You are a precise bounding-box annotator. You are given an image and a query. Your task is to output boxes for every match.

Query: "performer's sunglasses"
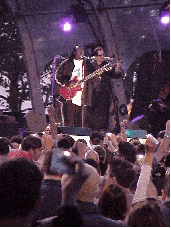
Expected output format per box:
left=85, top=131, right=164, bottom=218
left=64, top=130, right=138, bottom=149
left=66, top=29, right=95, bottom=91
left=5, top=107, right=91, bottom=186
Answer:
left=98, top=54, right=105, bottom=57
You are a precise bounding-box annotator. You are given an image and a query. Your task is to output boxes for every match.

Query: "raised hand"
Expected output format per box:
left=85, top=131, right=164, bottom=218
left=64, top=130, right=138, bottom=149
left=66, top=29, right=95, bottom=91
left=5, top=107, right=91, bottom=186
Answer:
left=145, top=134, right=159, bottom=154
left=165, top=120, right=170, bottom=136
left=47, top=104, right=55, bottom=116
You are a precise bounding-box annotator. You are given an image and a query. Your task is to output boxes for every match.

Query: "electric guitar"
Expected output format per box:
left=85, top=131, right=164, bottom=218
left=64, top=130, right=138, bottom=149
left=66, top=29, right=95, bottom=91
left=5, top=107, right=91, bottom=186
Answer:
left=59, top=63, right=113, bottom=100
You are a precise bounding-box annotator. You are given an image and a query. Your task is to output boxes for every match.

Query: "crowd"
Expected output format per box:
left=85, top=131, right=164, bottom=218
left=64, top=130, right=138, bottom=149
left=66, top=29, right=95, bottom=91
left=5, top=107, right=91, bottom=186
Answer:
left=0, top=104, right=170, bottom=227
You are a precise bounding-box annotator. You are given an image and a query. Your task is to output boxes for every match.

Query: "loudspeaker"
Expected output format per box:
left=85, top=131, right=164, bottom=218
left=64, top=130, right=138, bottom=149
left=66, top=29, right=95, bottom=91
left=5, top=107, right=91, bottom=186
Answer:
left=24, top=110, right=47, bottom=132
left=126, top=115, right=149, bottom=132
left=57, top=126, right=92, bottom=136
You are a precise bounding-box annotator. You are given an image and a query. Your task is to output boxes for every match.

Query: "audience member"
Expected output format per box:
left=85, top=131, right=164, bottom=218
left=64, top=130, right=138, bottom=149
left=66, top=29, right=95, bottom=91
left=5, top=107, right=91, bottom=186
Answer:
left=57, top=134, right=75, bottom=150
left=125, top=133, right=165, bottom=227
left=118, top=141, right=137, bottom=164
left=72, top=140, right=89, bottom=159
left=107, top=158, right=139, bottom=211
left=152, top=120, right=170, bottom=196
left=93, top=145, right=107, bottom=175
left=62, top=162, right=122, bottom=226
left=31, top=149, right=62, bottom=225
left=90, top=131, right=104, bottom=148
left=160, top=167, right=170, bottom=227
left=10, top=135, right=23, bottom=150
left=0, top=153, right=90, bottom=227
left=85, top=149, right=101, bottom=174
left=0, top=137, right=10, bottom=163
left=0, top=101, right=169, bottom=227
left=157, top=130, right=166, bottom=143
left=124, top=198, right=164, bottom=227
left=129, top=137, right=141, bottom=146
left=98, top=184, right=127, bottom=221
left=0, top=158, right=43, bottom=226
left=8, top=134, right=43, bottom=170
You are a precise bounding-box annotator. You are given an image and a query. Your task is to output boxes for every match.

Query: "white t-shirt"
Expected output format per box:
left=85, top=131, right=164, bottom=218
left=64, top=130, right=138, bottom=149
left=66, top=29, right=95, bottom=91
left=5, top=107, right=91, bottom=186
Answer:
left=71, top=59, right=84, bottom=106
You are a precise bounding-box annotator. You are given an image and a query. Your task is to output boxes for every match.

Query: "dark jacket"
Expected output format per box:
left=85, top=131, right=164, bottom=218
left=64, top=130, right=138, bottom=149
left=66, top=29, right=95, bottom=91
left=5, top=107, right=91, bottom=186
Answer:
left=31, top=179, right=62, bottom=225
left=76, top=200, right=123, bottom=227
left=34, top=205, right=84, bottom=227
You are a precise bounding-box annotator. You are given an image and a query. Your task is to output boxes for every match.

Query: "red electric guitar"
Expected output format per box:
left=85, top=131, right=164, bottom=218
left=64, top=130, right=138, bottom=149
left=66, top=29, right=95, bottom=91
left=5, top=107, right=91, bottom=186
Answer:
left=59, top=63, right=113, bottom=100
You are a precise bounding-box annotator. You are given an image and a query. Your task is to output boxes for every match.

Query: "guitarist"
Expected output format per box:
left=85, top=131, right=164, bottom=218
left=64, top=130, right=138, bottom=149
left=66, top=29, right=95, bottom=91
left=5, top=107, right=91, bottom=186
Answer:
left=55, top=45, right=95, bottom=127
left=91, top=47, right=124, bottom=133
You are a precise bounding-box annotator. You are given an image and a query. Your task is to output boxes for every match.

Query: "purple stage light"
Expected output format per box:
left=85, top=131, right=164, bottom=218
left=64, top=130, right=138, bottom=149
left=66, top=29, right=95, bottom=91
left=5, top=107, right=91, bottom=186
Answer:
left=159, top=1, right=170, bottom=25
left=160, top=15, right=170, bottom=24
left=63, top=22, right=72, bottom=32
left=60, top=16, right=74, bottom=32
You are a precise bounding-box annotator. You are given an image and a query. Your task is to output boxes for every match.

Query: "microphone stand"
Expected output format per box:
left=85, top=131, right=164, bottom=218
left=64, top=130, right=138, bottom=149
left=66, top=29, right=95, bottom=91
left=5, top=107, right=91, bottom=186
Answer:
left=51, top=56, right=56, bottom=106
left=51, top=56, right=65, bottom=126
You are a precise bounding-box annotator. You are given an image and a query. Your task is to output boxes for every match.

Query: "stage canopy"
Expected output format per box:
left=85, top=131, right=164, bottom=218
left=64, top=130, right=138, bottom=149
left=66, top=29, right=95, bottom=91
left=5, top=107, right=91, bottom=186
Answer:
left=6, top=0, right=169, bottom=74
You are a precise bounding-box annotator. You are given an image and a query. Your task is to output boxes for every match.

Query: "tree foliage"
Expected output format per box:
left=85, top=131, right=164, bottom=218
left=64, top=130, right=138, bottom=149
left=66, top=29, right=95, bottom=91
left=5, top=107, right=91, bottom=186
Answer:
left=0, top=4, right=54, bottom=113
left=0, top=8, right=30, bottom=113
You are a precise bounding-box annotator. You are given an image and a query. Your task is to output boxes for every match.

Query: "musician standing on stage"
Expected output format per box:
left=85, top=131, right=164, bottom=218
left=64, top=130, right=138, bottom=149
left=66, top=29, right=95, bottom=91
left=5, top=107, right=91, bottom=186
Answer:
left=91, top=46, right=124, bottom=132
left=55, top=45, right=95, bottom=127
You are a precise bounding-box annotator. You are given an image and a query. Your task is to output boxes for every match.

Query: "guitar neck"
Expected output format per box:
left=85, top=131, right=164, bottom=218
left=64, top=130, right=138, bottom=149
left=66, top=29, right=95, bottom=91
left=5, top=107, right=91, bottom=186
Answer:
left=77, top=63, right=112, bottom=85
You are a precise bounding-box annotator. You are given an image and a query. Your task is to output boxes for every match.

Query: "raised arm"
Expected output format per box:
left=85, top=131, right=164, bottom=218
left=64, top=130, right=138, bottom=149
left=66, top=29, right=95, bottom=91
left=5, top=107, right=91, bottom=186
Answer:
left=154, top=120, right=170, bottom=163
left=119, top=119, right=128, bottom=141
left=132, top=134, right=158, bottom=205
left=47, top=104, right=58, bottom=139
left=61, top=155, right=89, bottom=206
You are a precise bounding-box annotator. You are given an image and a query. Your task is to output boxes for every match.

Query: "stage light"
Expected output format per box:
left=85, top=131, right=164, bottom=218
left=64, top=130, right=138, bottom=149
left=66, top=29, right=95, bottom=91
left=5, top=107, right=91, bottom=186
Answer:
left=63, top=22, right=72, bottom=32
left=159, top=1, right=170, bottom=25
left=161, top=15, right=170, bottom=24
left=60, top=16, right=74, bottom=32
left=60, top=3, right=88, bottom=33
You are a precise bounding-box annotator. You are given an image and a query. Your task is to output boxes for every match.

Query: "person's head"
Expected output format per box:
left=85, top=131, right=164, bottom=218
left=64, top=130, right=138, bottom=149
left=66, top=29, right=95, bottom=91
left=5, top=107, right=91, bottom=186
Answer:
left=85, top=149, right=100, bottom=164
left=98, top=184, right=127, bottom=220
left=124, top=198, right=164, bottom=227
left=129, top=137, right=141, bottom=146
left=85, top=150, right=100, bottom=174
left=109, top=158, right=138, bottom=189
left=10, top=135, right=23, bottom=149
left=70, top=45, right=84, bottom=60
left=76, top=138, right=87, bottom=145
left=0, top=137, right=10, bottom=155
left=93, top=146, right=106, bottom=163
left=72, top=140, right=89, bottom=159
left=94, top=47, right=105, bottom=64
left=118, top=141, right=137, bottom=164
left=135, top=143, right=145, bottom=156
left=21, top=135, right=42, bottom=161
left=0, top=158, right=42, bottom=225
left=57, top=134, right=75, bottom=150
left=157, top=130, right=166, bottom=143
left=90, top=131, right=103, bottom=145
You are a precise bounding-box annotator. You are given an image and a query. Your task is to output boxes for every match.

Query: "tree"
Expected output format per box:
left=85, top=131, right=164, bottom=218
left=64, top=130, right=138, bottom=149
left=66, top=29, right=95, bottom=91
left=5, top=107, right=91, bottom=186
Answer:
left=0, top=8, right=30, bottom=113
left=0, top=5, right=57, bottom=114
